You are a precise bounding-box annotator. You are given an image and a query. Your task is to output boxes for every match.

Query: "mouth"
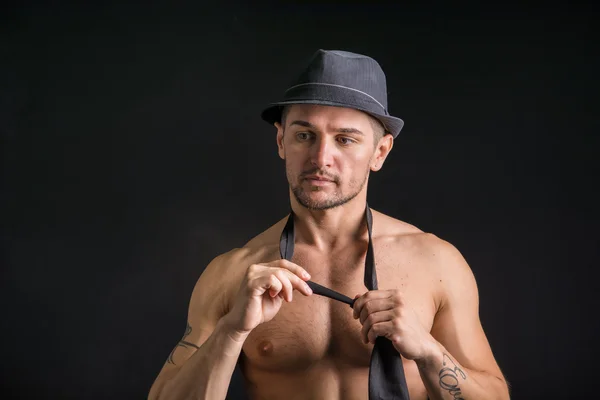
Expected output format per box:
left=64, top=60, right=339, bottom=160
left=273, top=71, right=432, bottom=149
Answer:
left=304, top=175, right=333, bottom=182
left=303, top=175, right=334, bottom=188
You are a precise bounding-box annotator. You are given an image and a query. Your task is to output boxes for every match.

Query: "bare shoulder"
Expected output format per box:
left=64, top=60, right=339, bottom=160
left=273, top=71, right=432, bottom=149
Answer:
left=372, top=208, right=471, bottom=275
left=371, top=208, right=432, bottom=250
left=371, top=208, right=424, bottom=238
left=190, top=215, right=290, bottom=315
left=201, top=213, right=289, bottom=282
left=237, top=213, right=292, bottom=265
left=242, top=214, right=289, bottom=250
left=372, top=209, right=476, bottom=309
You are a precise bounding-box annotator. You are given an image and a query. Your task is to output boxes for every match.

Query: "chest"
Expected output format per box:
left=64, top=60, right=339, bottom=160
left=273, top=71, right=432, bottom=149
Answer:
left=241, top=243, right=437, bottom=372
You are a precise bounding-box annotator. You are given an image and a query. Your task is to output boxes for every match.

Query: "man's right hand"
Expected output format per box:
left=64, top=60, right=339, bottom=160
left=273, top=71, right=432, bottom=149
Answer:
left=222, top=259, right=313, bottom=338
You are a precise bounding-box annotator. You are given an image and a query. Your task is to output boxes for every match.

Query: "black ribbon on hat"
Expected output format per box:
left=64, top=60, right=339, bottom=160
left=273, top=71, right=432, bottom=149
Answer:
left=279, top=204, right=410, bottom=400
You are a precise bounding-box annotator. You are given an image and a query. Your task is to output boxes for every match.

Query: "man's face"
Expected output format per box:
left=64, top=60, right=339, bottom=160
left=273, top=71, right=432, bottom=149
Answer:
left=276, top=104, right=390, bottom=211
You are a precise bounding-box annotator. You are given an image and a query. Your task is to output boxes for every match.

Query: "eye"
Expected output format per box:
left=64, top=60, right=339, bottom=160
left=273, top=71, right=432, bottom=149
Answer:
left=337, top=137, right=356, bottom=145
left=296, top=132, right=312, bottom=141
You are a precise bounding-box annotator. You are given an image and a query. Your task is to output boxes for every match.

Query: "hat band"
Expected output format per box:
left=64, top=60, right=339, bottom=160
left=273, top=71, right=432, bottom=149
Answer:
left=285, top=82, right=387, bottom=113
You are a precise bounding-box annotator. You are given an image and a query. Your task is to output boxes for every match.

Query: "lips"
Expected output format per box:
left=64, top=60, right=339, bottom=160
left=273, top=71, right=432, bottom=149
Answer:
left=304, top=175, right=332, bottom=182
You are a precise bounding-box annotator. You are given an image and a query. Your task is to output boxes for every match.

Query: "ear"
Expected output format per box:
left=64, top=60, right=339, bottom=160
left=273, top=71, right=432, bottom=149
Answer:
left=370, top=133, right=394, bottom=172
left=275, top=122, right=285, bottom=160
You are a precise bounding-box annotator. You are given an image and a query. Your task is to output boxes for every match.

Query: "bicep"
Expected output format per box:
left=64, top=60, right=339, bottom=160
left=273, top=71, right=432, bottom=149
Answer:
left=430, top=242, right=503, bottom=378
left=151, top=254, right=231, bottom=384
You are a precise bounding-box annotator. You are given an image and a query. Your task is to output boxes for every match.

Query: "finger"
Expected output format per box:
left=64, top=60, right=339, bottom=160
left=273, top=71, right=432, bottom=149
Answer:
left=250, top=274, right=283, bottom=297
left=352, top=290, right=393, bottom=319
left=359, top=298, right=395, bottom=324
left=366, top=320, right=395, bottom=344
left=279, top=268, right=313, bottom=296
left=352, top=292, right=368, bottom=319
left=360, top=310, right=394, bottom=344
left=270, top=259, right=311, bottom=281
left=272, top=270, right=294, bottom=302
left=267, top=274, right=284, bottom=298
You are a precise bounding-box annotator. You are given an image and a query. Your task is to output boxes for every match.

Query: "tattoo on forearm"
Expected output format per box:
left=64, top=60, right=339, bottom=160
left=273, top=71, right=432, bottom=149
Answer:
left=438, top=353, right=467, bottom=400
left=167, top=322, right=199, bottom=365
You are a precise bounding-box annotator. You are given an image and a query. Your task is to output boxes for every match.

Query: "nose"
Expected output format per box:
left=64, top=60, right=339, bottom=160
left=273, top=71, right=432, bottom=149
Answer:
left=310, top=136, right=334, bottom=169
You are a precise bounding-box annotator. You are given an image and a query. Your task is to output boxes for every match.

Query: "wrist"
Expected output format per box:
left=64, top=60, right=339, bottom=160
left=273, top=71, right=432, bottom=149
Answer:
left=219, top=314, right=251, bottom=344
left=415, top=335, right=443, bottom=370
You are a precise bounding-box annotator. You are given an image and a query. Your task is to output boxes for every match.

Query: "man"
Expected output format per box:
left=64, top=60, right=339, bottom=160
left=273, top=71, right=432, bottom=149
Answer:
left=148, top=50, right=509, bottom=400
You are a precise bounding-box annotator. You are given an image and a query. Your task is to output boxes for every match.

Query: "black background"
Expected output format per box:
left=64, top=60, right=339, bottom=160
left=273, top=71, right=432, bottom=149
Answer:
left=2, top=1, right=599, bottom=399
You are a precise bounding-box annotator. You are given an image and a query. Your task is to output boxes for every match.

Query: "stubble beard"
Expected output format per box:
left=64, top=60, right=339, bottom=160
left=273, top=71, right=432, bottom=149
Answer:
left=287, top=165, right=370, bottom=211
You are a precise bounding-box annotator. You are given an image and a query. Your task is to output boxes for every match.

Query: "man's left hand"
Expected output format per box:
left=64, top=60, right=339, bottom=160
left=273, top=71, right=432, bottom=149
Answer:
left=353, top=289, right=436, bottom=361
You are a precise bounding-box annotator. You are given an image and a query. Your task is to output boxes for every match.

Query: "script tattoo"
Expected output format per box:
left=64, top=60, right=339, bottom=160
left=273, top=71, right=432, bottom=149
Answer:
left=438, top=353, right=467, bottom=400
left=167, top=322, right=200, bottom=365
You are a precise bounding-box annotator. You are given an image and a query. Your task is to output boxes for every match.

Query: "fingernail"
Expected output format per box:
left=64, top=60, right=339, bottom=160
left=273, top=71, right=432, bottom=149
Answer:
left=303, top=271, right=311, bottom=279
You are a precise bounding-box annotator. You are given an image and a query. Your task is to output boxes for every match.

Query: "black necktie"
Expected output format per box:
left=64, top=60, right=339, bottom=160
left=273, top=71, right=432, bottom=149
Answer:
left=278, top=204, right=410, bottom=400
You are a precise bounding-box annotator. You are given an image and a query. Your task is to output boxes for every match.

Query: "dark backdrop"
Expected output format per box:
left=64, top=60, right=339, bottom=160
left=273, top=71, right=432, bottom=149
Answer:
left=2, top=2, right=598, bottom=399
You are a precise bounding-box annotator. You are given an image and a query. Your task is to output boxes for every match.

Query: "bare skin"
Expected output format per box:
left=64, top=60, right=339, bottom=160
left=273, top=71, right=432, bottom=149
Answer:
left=149, top=105, right=510, bottom=400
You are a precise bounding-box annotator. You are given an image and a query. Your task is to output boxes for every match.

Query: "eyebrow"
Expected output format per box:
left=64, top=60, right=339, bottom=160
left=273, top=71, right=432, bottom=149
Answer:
left=289, top=120, right=365, bottom=136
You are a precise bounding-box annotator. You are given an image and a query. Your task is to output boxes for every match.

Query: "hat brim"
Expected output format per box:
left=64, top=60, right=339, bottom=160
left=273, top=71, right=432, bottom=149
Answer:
left=261, top=100, right=404, bottom=139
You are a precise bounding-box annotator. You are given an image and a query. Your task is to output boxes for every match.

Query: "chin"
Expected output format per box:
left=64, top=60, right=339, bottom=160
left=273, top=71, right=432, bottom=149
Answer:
left=298, top=195, right=351, bottom=211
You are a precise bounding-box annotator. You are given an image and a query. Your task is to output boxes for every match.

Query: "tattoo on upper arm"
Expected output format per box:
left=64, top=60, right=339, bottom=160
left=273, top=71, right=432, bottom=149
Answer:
left=438, top=353, right=467, bottom=400
left=167, top=322, right=200, bottom=365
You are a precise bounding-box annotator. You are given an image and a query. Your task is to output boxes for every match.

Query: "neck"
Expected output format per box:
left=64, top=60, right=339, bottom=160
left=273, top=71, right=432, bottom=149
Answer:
left=289, top=192, right=369, bottom=251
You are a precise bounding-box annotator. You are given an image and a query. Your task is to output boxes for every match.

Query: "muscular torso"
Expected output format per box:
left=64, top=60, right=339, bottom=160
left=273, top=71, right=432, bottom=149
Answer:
left=222, top=210, right=443, bottom=399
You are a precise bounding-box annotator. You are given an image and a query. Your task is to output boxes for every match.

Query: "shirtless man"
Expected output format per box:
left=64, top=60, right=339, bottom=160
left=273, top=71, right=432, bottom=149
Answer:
left=148, top=50, right=510, bottom=399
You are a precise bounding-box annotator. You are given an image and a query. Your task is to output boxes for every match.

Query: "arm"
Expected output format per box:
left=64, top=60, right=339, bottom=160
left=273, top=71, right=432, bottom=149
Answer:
left=416, top=239, right=510, bottom=400
left=148, top=253, right=244, bottom=400
left=150, top=318, right=248, bottom=400
left=148, top=253, right=313, bottom=400
left=353, top=235, right=509, bottom=400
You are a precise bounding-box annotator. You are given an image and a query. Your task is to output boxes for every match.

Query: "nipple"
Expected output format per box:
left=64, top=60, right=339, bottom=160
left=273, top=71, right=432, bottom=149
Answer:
left=258, top=340, right=274, bottom=356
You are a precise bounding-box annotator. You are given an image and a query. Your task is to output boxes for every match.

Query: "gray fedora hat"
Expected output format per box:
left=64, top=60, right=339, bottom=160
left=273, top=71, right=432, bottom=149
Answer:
left=261, top=49, right=404, bottom=138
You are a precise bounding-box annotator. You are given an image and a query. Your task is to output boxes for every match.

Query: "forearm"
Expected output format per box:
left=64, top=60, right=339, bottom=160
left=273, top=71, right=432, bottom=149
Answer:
left=153, top=317, right=248, bottom=400
left=416, top=341, right=509, bottom=400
